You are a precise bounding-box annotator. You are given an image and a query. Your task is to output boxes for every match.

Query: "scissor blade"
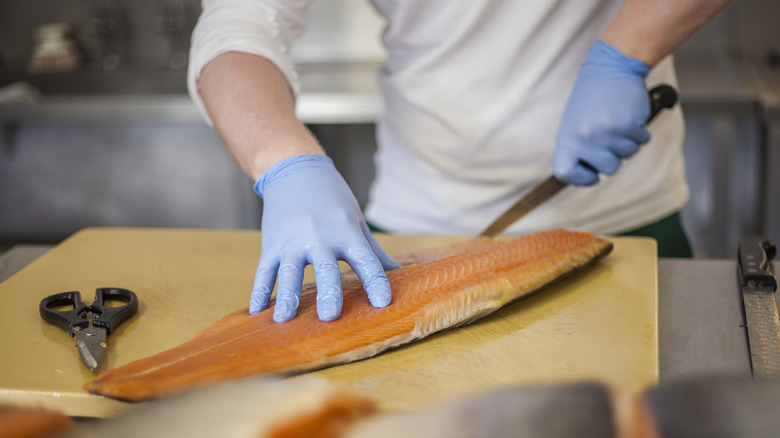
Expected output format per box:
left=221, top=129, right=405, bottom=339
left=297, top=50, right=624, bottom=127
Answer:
left=74, top=326, right=107, bottom=371
left=480, top=176, right=568, bottom=237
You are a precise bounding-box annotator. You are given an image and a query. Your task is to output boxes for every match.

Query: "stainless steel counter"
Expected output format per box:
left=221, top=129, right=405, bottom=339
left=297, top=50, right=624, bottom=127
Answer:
left=0, top=63, right=384, bottom=125
left=2, top=57, right=779, bottom=125
left=0, top=91, right=381, bottom=126
left=675, top=57, right=780, bottom=113
left=1, top=57, right=779, bottom=254
left=658, top=258, right=754, bottom=380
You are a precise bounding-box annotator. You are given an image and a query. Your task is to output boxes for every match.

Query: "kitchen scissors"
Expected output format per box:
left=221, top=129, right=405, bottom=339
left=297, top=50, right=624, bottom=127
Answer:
left=39, top=287, right=139, bottom=371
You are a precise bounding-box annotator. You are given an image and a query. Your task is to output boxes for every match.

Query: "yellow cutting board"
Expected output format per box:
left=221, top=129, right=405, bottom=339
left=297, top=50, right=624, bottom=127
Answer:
left=0, top=227, right=657, bottom=417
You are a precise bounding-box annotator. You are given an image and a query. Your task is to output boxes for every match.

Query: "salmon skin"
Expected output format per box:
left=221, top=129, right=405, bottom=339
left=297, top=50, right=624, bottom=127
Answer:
left=85, top=229, right=613, bottom=401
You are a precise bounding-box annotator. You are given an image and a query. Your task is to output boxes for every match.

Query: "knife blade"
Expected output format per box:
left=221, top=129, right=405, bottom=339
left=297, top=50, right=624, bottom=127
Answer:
left=479, top=84, right=679, bottom=237
left=737, top=236, right=780, bottom=377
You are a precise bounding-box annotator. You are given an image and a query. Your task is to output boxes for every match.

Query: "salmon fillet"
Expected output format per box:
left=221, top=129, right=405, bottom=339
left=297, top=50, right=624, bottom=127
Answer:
left=0, top=405, right=73, bottom=438
left=66, top=377, right=375, bottom=438
left=85, top=229, right=612, bottom=401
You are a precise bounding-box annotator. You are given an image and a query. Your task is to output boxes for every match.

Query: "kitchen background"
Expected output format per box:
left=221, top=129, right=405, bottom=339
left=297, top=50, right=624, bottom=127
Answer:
left=0, top=0, right=779, bottom=258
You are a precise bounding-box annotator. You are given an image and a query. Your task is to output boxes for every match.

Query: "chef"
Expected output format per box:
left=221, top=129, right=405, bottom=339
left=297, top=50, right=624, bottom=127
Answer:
left=187, top=0, right=732, bottom=322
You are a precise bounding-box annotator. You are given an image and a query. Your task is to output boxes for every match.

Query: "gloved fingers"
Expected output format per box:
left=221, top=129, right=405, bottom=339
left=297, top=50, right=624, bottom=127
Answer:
left=342, top=241, right=393, bottom=309
left=579, top=147, right=621, bottom=176
left=553, top=143, right=622, bottom=185
left=361, top=222, right=402, bottom=271
left=615, top=123, right=651, bottom=147
left=555, top=126, right=647, bottom=185
left=273, top=253, right=305, bottom=323
left=552, top=148, right=583, bottom=185
left=604, top=136, right=641, bottom=159
left=552, top=145, right=610, bottom=186
left=249, top=258, right=279, bottom=315
left=563, top=162, right=600, bottom=186
left=310, top=248, right=344, bottom=322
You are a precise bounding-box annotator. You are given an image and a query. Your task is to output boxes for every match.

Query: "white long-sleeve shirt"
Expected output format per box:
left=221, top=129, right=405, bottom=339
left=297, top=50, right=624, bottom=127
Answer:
left=189, top=0, right=688, bottom=235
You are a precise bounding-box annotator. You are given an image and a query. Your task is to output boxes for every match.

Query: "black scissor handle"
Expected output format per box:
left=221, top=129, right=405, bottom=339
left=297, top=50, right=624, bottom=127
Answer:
left=39, top=291, right=90, bottom=336
left=90, top=287, right=139, bottom=335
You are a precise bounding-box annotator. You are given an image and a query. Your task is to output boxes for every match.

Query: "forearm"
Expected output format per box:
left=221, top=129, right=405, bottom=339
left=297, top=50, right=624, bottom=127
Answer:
left=198, top=52, right=323, bottom=180
left=601, top=0, right=733, bottom=67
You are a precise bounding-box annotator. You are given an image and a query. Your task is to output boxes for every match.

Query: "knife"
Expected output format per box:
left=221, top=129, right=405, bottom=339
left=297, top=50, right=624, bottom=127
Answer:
left=479, top=84, right=679, bottom=237
left=737, top=236, right=780, bottom=377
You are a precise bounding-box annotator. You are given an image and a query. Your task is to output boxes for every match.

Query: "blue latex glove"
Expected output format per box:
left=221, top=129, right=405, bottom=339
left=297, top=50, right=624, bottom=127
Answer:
left=553, top=39, right=652, bottom=186
left=251, top=154, right=401, bottom=322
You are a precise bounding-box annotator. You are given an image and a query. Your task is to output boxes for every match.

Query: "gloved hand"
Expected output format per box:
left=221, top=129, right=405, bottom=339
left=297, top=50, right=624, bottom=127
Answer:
left=553, top=39, right=652, bottom=186
left=251, top=154, right=401, bottom=322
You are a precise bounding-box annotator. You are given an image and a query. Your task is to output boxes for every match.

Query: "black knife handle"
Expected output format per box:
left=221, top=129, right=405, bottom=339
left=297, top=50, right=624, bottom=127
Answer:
left=648, top=84, right=678, bottom=123
left=738, top=236, right=777, bottom=290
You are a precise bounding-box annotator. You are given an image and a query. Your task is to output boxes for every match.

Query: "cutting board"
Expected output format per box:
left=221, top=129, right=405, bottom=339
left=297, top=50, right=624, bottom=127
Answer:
left=0, top=228, right=657, bottom=417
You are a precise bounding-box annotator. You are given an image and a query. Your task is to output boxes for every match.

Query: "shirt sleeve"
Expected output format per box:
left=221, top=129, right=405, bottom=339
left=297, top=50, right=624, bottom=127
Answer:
left=187, top=0, right=313, bottom=126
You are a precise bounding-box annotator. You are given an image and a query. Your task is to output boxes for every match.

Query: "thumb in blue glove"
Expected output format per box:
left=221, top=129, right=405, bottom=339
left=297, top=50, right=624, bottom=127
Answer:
left=553, top=39, right=652, bottom=186
left=250, top=154, right=401, bottom=323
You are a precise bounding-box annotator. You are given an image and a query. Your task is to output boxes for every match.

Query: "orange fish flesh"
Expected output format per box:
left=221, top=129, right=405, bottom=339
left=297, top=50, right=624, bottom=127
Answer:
left=85, top=229, right=612, bottom=401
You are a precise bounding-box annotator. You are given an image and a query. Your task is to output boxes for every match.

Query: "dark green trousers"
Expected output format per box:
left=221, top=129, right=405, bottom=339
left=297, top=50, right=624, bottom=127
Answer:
left=368, top=211, right=693, bottom=258
left=618, top=212, right=692, bottom=258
